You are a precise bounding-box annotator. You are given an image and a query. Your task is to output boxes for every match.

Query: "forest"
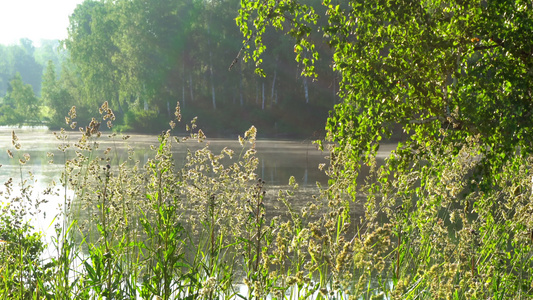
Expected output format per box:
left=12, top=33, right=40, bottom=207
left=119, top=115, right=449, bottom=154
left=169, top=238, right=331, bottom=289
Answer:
left=0, top=0, right=336, bottom=137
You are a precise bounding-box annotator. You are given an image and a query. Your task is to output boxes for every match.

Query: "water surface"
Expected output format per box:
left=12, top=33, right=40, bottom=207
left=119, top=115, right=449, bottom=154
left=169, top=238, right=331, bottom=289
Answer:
left=0, top=127, right=330, bottom=241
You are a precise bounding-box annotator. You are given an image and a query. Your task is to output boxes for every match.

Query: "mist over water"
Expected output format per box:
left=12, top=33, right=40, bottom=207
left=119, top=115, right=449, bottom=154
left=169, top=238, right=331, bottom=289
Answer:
left=0, top=128, right=330, bottom=241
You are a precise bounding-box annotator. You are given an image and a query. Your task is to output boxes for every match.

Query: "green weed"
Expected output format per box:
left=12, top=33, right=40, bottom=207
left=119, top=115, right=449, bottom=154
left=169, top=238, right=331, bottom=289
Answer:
left=1, top=103, right=533, bottom=299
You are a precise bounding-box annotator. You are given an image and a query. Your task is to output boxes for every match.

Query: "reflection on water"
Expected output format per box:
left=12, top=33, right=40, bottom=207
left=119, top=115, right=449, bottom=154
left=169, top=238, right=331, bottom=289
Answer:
left=0, top=127, right=330, bottom=241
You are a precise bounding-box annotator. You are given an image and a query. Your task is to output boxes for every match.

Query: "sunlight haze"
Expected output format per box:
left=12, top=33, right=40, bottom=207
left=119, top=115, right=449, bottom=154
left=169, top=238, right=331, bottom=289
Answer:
left=0, top=0, right=85, bottom=45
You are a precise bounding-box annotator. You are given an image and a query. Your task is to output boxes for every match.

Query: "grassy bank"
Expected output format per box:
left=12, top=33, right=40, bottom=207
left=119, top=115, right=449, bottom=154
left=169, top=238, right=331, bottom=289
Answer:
left=1, top=104, right=533, bottom=299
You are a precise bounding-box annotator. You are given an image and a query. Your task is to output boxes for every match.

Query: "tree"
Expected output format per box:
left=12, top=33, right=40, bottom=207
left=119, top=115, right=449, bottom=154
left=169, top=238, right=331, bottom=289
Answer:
left=41, top=60, right=67, bottom=127
left=0, top=42, right=43, bottom=97
left=43, top=59, right=91, bottom=129
left=65, top=0, right=122, bottom=113
left=34, top=40, right=67, bottom=74
left=0, top=73, right=40, bottom=124
left=41, top=61, right=58, bottom=108
left=238, top=0, right=533, bottom=186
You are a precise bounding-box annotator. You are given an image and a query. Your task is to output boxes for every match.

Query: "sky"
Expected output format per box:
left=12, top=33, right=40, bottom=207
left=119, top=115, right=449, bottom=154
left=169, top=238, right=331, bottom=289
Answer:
left=0, top=0, right=85, bottom=46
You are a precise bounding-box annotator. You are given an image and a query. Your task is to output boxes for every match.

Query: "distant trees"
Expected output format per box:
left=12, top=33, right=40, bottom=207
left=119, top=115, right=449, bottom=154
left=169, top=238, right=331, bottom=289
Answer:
left=0, top=40, right=43, bottom=97
left=0, top=0, right=336, bottom=136
left=60, top=0, right=336, bottom=135
left=0, top=39, right=67, bottom=127
left=0, top=73, right=39, bottom=124
left=34, top=40, right=67, bottom=76
left=41, top=61, right=69, bottom=128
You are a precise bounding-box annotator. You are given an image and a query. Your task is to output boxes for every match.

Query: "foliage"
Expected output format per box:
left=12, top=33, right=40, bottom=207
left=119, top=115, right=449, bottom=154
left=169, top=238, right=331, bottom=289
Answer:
left=239, top=0, right=533, bottom=173
left=41, top=61, right=63, bottom=127
left=115, top=109, right=170, bottom=133
left=0, top=205, right=48, bottom=299
left=33, top=40, right=67, bottom=75
left=59, top=0, right=335, bottom=136
left=0, top=73, right=40, bottom=125
left=2, top=0, right=533, bottom=297
left=236, top=0, right=533, bottom=298
left=0, top=40, right=43, bottom=97
left=0, top=39, right=66, bottom=126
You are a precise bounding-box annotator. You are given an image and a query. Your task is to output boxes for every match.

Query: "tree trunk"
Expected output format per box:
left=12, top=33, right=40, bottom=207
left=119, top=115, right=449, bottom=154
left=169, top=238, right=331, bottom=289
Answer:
left=182, top=84, right=186, bottom=107
left=189, top=74, right=194, bottom=102
left=211, top=83, right=216, bottom=110
left=271, top=69, right=277, bottom=100
left=262, top=81, right=265, bottom=110
left=239, top=64, right=244, bottom=106
left=182, top=67, right=186, bottom=107
left=256, top=81, right=259, bottom=105
left=302, top=52, right=310, bottom=104
left=303, top=76, right=309, bottom=104
left=333, top=75, right=336, bottom=106
left=116, top=94, right=124, bottom=115
left=208, top=23, right=216, bottom=110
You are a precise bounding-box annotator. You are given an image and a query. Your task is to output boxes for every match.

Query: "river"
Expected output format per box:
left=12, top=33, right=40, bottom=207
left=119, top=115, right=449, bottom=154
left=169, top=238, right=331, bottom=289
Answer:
left=0, top=126, right=399, bottom=247
left=0, top=127, right=332, bottom=240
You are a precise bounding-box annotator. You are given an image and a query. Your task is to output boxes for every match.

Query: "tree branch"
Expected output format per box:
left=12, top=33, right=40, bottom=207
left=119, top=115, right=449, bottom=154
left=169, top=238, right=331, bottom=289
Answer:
left=408, top=116, right=441, bottom=124
left=229, top=32, right=255, bottom=71
left=408, top=114, right=479, bottom=134
left=473, top=44, right=501, bottom=51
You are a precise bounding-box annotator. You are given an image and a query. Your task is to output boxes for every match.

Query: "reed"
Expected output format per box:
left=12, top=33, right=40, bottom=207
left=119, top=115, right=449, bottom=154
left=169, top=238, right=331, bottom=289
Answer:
left=1, top=103, right=533, bottom=299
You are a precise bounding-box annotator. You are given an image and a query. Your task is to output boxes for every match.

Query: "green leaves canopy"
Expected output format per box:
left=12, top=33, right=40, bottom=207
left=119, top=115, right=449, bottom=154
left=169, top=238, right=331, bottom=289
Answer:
left=238, top=0, right=533, bottom=179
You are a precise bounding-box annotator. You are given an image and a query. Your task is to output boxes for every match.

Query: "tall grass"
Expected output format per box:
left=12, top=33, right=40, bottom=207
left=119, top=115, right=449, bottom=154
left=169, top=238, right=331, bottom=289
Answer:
left=1, top=103, right=533, bottom=299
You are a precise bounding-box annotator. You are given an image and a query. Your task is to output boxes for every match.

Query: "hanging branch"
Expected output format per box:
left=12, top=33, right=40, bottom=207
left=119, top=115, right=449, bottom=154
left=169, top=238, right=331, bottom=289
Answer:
left=229, top=33, right=255, bottom=71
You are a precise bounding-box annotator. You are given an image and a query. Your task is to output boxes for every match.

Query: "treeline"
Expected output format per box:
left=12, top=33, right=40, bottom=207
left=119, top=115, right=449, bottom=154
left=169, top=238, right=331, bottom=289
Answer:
left=0, top=0, right=337, bottom=137
left=0, top=39, right=65, bottom=125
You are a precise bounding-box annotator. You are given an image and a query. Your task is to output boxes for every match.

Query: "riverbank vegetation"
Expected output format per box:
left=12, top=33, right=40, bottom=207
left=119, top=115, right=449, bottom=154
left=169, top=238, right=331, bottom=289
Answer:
left=1, top=105, right=360, bottom=299
left=1, top=0, right=533, bottom=299
left=2, top=105, right=533, bottom=299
